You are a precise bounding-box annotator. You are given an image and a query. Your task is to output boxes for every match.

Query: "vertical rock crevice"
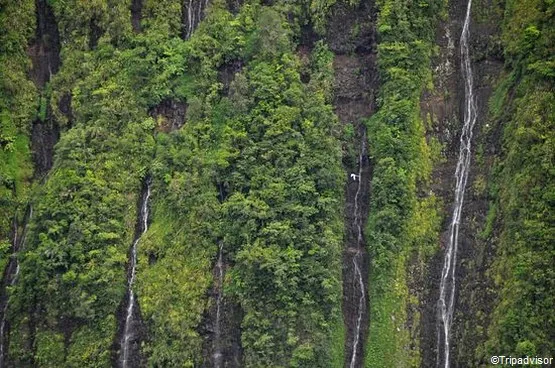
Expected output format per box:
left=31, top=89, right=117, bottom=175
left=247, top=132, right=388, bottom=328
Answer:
left=201, top=244, right=243, bottom=368
left=28, top=0, right=61, bottom=179
left=325, top=1, right=377, bottom=366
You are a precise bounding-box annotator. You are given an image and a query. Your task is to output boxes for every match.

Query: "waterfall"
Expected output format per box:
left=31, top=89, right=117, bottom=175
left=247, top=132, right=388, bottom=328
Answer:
left=349, top=132, right=367, bottom=368
left=437, top=0, right=477, bottom=366
left=350, top=253, right=365, bottom=368
left=0, top=206, right=32, bottom=368
left=213, top=242, right=224, bottom=368
left=183, top=0, right=210, bottom=40
left=121, top=180, right=151, bottom=368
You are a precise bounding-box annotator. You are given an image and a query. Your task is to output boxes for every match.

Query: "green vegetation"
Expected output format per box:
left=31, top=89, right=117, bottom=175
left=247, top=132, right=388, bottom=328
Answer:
left=480, top=0, right=554, bottom=359
left=364, top=0, right=443, bottom=366
left=5, top=1, right=344, bottom=366
left=1, top=0, right=552, bottom=367
left=0, top=0, right=37, bottom=271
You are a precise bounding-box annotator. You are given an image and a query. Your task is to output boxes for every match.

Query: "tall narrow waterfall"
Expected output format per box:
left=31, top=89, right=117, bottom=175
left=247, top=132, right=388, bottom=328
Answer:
left=437, top=1, right=477, bottom=366
left=121, top=180, right=151, bottom=367
left=349, top=132, right=368, bottom=368
left=182, top=0, right=210, bottom=40
left=0, top=206, right=32, bottom=368
left=213, top=243, right=225, bottom=368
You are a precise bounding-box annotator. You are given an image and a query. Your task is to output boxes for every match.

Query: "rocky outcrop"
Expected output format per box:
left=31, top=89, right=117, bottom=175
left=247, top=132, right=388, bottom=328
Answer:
left=150, top=99, right=188, bottom=132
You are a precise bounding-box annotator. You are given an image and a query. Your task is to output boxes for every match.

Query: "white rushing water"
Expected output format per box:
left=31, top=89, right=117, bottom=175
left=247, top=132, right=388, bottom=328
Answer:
left=213, top=242, right=224, bottom=368
left=184, top=0, right=210, bottom=40
left=349, top=133, right=367, bottom=368
left=0, top=206, right=32, bottom=368
left=437, top=1, right=477, bottom=366
left=121, top=182, right=151, bottom=368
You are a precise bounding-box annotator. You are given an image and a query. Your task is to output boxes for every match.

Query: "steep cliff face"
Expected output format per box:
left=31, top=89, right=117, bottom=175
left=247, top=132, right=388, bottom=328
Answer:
left=419, top=0, right=504, bottom=366
left=0, top=0, right=552, bottom=367
left=419, top=0, right=554, bottom=366
left=325, top=2, right=376, bottom=367
left=28, top=0, right=61, bottom=178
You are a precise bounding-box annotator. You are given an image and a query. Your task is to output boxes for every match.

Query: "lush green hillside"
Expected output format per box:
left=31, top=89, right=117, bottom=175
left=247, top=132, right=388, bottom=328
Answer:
left=0, top=0, right=552, bottom=367
left=482, top=0, right=554, bottom=359
left=364, top=0, right=443, bottom=366
left=0, top=0, right=37, bottom=273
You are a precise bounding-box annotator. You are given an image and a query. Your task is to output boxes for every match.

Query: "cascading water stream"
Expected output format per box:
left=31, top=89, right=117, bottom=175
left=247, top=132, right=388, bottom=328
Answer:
left=213, top=242, right=224, bottom=368
left=349, top=133, right=367, bottom=368
left=183, top=0, right=210, bottom=40
left=121, top=180, right=151, bottom=368
left=437, top=1, right=477, bottom=366
left=0, top=206, right=32, bottom=368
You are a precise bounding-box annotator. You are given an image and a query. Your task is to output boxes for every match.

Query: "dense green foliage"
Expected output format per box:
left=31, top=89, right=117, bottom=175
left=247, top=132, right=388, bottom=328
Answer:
left=1, top=0, right=552, bottom=367
left=0, top=0, right=36, bottom=271
left=4, top=0, right=345, bottom=366
left=220, top=31, right=344, bottom=366
left=481, top=0, right=554, bottom=359
left=364, top=0, right=443, bottom=366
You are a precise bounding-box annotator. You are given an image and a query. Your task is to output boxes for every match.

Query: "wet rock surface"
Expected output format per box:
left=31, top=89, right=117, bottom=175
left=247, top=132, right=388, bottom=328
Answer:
left=418, top=0, right=504, bottom=365
left=326, top=1, right=377, bottom=366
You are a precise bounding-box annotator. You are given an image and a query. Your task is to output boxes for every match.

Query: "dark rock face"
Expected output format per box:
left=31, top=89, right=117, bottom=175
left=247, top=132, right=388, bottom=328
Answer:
left=149, top=99, right=188, bottom=132
left=218, top=60, right=244, bottom=96
left=226, top=0, right=243, bottom=14
left=57, top=92, right=73, bottom=127
left=419, top=0, right=504, bottom=366
left=89, top=16, right=102, bottom=49
left=325, top=1, right=375, bottom=56
left=326, top=1, right=378, bottom=367
left=27, top=0, right=61, bottom=179
left=31, top=119, right=59, bottom=178
left=131, top=0, right=143, bottom=33
left=200, top=250, right=243, bottom=368
left=27, top=0, right=61, bottom=88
